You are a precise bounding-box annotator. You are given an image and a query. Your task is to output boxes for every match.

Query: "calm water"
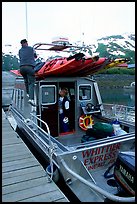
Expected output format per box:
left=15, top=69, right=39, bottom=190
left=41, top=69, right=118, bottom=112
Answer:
left=99, top=87, right=135, bottom=107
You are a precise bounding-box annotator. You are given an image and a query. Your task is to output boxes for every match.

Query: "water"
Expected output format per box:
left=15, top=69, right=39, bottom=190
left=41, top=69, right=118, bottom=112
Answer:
left=99, top=87, right=135, bottom=107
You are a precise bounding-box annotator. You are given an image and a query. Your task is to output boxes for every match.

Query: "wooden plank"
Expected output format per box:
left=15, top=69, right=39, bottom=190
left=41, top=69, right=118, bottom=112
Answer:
left=2, top=151, right=32, bottom=161
left=2, top=145, right=30, bottom=154
left=2, top=137, right=22, bottom=145
left=2, top=176, right=49, bottom=195
left=2, top=160, right=39, bottom=173
left=2, top=109, right=69, bottom=202
left=2, top=165, right=44, bottom=179
left=2, top=182, right=60, bottom=202
left=2, top=156, right=39, bottom=168
left=2, top=170, right=46, bottom=186
left=2, top=152, right=33, bottom=162
left=19, top=189, right=68, bottom=202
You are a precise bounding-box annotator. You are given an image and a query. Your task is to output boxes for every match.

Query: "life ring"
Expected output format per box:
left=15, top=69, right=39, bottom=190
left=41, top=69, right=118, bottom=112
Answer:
left=79, top=114, right=94, bottom=131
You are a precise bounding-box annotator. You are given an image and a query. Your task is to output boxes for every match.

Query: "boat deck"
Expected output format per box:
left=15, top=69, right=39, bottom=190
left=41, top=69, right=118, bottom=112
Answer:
left=2, top=109, right=69, bottom=202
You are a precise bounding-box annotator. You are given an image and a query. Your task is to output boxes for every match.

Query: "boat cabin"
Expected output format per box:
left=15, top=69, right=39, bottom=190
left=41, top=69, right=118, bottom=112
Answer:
left=12, top=76, right=104, bottom=140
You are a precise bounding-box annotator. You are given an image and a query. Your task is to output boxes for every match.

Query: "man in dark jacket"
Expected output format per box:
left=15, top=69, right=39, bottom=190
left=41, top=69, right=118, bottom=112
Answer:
left=19, top=39, right=37, bottom=106
left=58, top=87, right=70, bottom=133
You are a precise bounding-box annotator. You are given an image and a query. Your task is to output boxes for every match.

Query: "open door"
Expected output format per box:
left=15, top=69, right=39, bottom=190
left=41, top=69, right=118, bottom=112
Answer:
left=39, top=81, right=76, bottom=137
left=58, top=82, right=76, bottom=135
left=40, top=83, right=59, bottom=137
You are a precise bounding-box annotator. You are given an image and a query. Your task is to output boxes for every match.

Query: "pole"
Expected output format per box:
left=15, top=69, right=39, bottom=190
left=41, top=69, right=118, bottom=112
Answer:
left=82, top=32, right=85, bottom=46
left=25, top=2, right=28, bottom=40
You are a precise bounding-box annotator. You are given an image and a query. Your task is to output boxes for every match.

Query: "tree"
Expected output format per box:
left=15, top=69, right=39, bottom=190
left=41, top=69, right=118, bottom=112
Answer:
left=2, top=52, right=20, bottom=71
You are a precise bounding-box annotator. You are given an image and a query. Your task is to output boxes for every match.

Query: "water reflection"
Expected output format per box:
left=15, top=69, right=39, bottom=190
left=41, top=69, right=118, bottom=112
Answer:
left=99, top=87, right=135, bottom=107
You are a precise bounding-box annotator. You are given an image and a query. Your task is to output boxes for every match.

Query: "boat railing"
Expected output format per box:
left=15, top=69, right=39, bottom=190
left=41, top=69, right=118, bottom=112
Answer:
left=102, top=103, right=135, bottom=124
left=33, top=42, right=94, bottom=57
left=59, top=155, right=135, bottom=202
left=29, top=113, right=57, bottom=180
left=30, top=113, right=50, bottom=135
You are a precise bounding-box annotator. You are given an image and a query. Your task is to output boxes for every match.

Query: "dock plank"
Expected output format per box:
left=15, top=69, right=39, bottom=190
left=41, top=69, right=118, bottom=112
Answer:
left=3, top=170, right=46, bottom=186
left=2, top=182, right=62, bottom=202
left=2, top=109, right=69, bottom=202
left=2, top=165, right=44, bottom=179
left=2, top=176, right=49, bottom=195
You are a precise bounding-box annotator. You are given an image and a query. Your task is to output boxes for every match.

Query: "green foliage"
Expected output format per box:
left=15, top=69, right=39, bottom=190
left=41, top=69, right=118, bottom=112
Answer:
left=98, top=35, right=124, bottom=41
left=100, top=67, right=135, bottom=75
left=96, top=43, right=109, bottom=57
left=95, top=41, right=135, bottom=64
left=96, top=34, right=135, bottom=64
left=2, top=53, right=19, bottom=71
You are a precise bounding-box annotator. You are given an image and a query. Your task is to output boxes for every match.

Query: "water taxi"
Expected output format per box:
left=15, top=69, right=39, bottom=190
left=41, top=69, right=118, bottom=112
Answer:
left=8, top=41, right=135, bottom=202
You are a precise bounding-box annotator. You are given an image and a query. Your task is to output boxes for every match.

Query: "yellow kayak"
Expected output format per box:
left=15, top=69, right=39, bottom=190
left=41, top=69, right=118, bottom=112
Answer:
left=104, top=58, right=129, bottom=69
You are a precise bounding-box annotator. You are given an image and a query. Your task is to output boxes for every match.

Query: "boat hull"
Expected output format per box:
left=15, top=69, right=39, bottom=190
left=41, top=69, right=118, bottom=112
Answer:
left=10, top=105, right=135, bottom=202
left=8, top=74, right=135, bottom=202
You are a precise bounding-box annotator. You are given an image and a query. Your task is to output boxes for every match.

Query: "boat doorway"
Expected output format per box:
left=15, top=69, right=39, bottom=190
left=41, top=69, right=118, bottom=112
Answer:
left=58, top=82, right=76, bottom=135
left=39, top=81, right=76, bottom=137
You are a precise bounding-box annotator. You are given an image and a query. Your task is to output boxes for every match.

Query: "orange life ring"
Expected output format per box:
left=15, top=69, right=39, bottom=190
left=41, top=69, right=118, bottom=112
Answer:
left=79, top=114, right=94, bottom=131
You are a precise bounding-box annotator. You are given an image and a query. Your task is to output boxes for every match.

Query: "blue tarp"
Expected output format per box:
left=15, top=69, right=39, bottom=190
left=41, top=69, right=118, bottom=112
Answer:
left=128, top=64, right=135, bottom=68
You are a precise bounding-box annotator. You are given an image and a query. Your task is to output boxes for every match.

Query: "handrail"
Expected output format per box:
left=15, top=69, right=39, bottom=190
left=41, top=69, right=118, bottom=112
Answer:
left=30, top=113, right=50, bottom=135
left=102, top=103, right=135, bottom=124
left=103, top=103, right=135, bottom=109
left=33, top=42, right=92, bottom=51
left=58, top=132, right=135, bottom=156
left=33, top=42, right=94, bottom=57
left=59, top=156, right=135, bottom=202
left=30, top=113, right=55, bottom=181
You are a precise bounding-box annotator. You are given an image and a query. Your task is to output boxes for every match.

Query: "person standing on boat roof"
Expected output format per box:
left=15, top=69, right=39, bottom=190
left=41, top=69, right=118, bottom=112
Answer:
left=19, top=39, right=37, bottom=106
left=58, top=87, right=70, bottom=133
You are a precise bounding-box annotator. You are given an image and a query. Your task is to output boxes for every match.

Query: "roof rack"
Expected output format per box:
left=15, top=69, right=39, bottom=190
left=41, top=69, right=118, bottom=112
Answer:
left=33, top=42, right=92, bottom=54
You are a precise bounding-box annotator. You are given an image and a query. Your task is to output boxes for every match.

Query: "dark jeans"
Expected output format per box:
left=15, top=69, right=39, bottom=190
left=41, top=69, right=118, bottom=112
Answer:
left=59, top=113, right=70, bottom=133
left=20, top=65, right=35, bottom=100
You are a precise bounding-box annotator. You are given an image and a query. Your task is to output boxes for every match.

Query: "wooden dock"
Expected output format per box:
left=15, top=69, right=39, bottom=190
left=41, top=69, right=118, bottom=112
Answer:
left=2, top=109, right=69, bottom=202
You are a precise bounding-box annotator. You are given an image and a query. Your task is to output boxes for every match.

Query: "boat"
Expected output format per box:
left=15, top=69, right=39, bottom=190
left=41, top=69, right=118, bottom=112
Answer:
left=124, top=82, right=135, bottom=90
left=116, top=63, right=128, bottom=67
left=7, top=59, right=135, bottom=202
left=10, top=40, right=129, bottom=78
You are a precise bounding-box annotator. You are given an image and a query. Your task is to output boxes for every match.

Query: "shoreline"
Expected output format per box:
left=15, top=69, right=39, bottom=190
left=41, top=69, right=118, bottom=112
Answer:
left=94, top=74, right=135, bottom=88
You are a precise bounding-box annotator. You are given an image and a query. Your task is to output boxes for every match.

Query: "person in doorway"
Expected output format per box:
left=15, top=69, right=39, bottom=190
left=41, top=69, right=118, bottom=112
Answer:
left=58, top=87, right=70, bottom=133
left=19, top=39, right=37, bottom=106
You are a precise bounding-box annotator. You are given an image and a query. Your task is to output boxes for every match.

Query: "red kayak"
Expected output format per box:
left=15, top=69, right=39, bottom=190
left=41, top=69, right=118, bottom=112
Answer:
left=10, top=53, right=99, bottom=78
left=69, top=57, right=109, bottom=76
left=35, top=55, right=99, bottom=78
left=10, top=56, right=126, bottom=78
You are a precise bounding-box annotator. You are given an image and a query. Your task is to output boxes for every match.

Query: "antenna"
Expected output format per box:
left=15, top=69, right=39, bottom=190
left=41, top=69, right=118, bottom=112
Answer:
left=82, top=32, right=85, bottom=46
left=25, top=2, right=28, bottom=40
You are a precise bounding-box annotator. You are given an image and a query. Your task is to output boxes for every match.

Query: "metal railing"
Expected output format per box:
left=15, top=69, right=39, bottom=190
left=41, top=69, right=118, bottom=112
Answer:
left=59, top=156, right=135, bottom=202
left=28, top=113, right=56, bottom=181
left=102, top=103, right=135, bottom=124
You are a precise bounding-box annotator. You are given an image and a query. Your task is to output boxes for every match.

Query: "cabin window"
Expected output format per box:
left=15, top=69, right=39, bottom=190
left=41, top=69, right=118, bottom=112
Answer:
left=40, top=85, right=56, bottom=105
left=78, top=85, right=92, bottom=100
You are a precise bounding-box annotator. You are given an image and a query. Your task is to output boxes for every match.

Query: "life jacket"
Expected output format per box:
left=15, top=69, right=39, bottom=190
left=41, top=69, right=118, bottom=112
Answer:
left=59, top=96, right=70, bottom=118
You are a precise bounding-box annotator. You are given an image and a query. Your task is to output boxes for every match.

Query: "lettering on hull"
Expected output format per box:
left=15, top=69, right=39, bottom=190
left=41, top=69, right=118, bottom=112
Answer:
left=82, top=143, right=121, bottom=170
